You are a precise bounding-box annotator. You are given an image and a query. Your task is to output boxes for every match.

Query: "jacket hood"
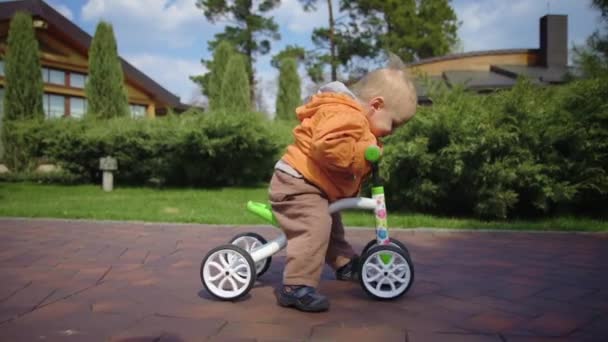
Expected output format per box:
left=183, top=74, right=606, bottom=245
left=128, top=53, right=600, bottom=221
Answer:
left=295, top=84, right=363, bottom=122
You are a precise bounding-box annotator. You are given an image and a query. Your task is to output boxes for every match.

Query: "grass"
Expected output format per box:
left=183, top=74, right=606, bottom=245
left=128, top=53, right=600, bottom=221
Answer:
left=0, top=182, right=606, bottom=231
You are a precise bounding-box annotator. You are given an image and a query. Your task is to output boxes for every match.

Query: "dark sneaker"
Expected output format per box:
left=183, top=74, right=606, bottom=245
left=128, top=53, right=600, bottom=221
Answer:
left=335, top=256, right=360, bottom=281
left=276, top=285, right=330, bottom=312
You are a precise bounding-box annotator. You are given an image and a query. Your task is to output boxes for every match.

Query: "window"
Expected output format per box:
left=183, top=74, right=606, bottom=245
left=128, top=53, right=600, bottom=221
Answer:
left=130, top=104, right=146, bottom=118
left=49, top=69, right=65, bottom=85
left=69, top=97, right=86, bottom=118
left=70, top=73, right=86, bottom=88
left=43, top=93, right=65, bottom=118
left=41, top=67, right=49, bottom=82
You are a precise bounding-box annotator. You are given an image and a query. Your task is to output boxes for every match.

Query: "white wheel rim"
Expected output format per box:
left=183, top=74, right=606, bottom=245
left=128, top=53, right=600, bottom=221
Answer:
left=232, top=236, right=267, bottom=274
left=203, top=249, right=252, bottom=299
left=361, top=250, right=411, bottom=299
left=368, top=241, right=403, bottom=252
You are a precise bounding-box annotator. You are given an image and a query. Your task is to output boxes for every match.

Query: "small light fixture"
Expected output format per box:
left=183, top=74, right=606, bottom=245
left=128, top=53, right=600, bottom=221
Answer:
left=33, top=19, right=47, bottom=29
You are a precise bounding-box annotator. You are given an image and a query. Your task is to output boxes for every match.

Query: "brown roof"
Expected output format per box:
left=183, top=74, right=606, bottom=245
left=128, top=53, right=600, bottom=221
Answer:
left=0, top=0, right=186, bottom=110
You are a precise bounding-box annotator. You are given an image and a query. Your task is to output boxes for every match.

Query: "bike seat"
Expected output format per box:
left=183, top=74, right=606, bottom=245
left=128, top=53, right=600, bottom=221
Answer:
left=246, top=201, right=278, bottom=226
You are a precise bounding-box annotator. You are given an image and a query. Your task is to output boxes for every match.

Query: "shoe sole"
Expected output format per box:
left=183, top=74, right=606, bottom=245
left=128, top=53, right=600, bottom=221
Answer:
left=277, top=296, right=329, bottom=312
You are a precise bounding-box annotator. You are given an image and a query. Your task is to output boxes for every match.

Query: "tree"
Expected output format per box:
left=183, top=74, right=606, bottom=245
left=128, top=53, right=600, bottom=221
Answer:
left=296, top=1, right=375, bottom=83
left=196, top=0, right=281, bottom=106
left=574, top=0, right=608, bottom=77
left=3, top=11, right=44, bottom=121
left=275, top=58, right=301, bottom=121
left=298, top=0, right=339, bottom=81
left=85, top=21, right=129, bottom=119
left=342, top=0, right=460, bottom=63
left=191, top=41, right=236, bottom=111
left=271, top=45, right=306, bottom=69
left=218, top=54, right=251, bottom=112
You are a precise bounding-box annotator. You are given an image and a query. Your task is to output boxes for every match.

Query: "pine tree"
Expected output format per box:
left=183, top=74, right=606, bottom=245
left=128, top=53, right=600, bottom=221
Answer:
left=85, top=21, right=129, bottom=119
left=196, top=0, right=281, bottom=105
left=275, top=58, right=301, bottom=121
left=343, top=0, right=460, bottom=63
left=218, top=54, right=250, bottom=112
left=3, top=11, right=44, bottom=121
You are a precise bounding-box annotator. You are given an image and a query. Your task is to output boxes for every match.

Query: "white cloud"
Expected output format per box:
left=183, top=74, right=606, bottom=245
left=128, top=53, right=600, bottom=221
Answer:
left=81, top=0, right=222, bottom=49
left=78, top=0, right=224, bottom=105
left=82, top=0, right=200, bottom=30
left=123, top=53, right=207, bottom=105
left=270, top=0, right=332, bottom=34
left=47, top=1, right=74, bottom=21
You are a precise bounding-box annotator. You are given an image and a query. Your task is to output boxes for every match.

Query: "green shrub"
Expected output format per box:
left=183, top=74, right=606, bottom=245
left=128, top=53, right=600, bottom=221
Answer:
left=3, top=11, right=44, bottom=121
left=382, top=77, right=608, bottom=219
left=2, top=111, right=286, bottom=187
left=0, top=169, right=83, bottom=184
left=86, top=21, right=129, bottom=118
left=275, top=57, right=301, bottom=121
left=218, top=54, right=251, bottom=112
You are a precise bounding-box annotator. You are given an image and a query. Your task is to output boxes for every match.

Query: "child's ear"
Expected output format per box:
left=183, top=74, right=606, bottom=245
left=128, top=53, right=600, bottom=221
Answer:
left=370, top=97, right=385, bottom=110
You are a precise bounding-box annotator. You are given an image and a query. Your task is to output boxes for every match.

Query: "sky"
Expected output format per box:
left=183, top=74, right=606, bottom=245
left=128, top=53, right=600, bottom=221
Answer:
left=26, top=0, right=605, bottom=113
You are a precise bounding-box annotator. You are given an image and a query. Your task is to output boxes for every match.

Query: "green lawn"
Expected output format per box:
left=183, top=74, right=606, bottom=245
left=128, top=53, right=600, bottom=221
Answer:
left=0, top=182, right=606, bottom=231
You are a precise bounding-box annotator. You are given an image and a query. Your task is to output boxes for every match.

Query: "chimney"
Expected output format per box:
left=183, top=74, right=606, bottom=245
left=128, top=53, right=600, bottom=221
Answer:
left=540, top=15, right=568, bottom=67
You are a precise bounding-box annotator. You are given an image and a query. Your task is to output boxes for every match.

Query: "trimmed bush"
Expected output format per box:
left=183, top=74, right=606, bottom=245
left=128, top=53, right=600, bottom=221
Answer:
left=382, top=77, right=608, bottom=219
left=86, top=21, right=129, bottom=118
left=3, top=11, right=44, bottom=121
left=275, top=57, right=301, bottom=121
left=3, top=111, right=286, bottom=187
left=218, top=54, right=251, bottom=112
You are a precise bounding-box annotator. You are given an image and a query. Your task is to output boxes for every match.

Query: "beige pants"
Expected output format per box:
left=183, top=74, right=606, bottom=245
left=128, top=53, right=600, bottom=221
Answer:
left=269, top=170, right=356, bottom=288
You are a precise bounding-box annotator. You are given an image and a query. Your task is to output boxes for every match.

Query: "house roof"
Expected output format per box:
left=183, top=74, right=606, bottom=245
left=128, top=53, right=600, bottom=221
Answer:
left=407, top=49, right=539, bottom=67
left=443, top=70, right=519, bottom=90
left=0, top=0, right=186, bottom=110
left=490, top=64, right=571, bottom=83
left=409, top=54, right=572, bottom=101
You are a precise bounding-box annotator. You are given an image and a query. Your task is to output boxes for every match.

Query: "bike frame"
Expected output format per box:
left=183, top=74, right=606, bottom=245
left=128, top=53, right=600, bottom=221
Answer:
left=246, top=161, right=390, bottom=265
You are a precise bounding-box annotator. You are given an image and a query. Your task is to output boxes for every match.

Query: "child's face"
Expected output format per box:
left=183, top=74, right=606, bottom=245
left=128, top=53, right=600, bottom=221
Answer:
left=366, top=97, right=415, bottom=138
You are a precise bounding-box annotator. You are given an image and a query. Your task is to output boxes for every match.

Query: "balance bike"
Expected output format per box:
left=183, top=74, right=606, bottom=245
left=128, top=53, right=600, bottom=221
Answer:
left=200, top=146, right=414, bottom=301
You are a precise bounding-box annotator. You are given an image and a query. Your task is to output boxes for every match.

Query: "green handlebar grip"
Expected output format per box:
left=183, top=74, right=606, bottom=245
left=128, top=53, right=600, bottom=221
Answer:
left=365, top=145, right=382, bottom=163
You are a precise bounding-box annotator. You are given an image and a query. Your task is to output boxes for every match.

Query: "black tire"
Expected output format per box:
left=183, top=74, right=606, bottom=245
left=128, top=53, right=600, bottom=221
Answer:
left=358, top=245, right=414, bottom=300
left=200, top=244, right=257, bottom=301
left=361, top=238, right=410, bottom=257
left=229, top=232, right=272, bottom=277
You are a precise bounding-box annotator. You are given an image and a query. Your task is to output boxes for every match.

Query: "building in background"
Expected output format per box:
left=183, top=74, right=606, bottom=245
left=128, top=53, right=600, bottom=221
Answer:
left=0, top=0, right=188, bottom=119
left=408, top=15, right=573, bottom=104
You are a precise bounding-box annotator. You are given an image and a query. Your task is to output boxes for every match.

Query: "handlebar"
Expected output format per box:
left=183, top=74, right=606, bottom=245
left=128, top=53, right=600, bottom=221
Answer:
left=364, top=145, right=382, bottom=163
left=365, top=145, right=382, bottom=186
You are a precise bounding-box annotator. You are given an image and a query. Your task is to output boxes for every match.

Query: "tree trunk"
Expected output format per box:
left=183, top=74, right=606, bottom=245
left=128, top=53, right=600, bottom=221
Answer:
left=246, top=0, right=256, bottom=109
left=328, top=0, right=337, bottom=81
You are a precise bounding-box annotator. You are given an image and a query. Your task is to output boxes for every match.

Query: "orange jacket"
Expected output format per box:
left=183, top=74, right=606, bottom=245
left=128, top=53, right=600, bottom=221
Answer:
left=282, top=92, right=377, bottom=201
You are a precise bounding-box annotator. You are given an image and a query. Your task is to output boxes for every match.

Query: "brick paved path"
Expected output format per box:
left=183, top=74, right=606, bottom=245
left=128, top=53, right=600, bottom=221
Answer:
left=0, top=218, right=607, bottom=341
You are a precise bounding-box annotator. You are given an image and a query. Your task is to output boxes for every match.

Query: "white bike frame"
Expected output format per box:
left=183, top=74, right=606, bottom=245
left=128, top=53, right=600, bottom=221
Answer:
left=248, top=189, right=389, bottom=264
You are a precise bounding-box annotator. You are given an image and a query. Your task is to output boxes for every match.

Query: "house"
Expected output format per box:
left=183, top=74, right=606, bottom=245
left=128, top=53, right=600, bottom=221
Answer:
left=408, top=15, right=572, bottom=104
left=0, top=0, right=188, bottom=119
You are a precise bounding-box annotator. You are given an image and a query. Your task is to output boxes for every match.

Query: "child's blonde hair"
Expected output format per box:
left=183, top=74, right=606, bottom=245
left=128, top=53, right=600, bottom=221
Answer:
left=350, top=53, right=417, bottom=117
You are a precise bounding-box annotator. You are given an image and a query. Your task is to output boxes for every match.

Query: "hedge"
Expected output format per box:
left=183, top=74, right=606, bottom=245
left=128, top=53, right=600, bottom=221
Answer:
left=2, top=111, right=287, bottom=187
left=2, top=76, right=606, bottom=219
left=382, top=77, right=607, bottom=219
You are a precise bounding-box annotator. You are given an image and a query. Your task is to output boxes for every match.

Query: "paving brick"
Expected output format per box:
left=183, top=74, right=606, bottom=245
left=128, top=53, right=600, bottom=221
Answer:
left=407, top=331, right=502, bottom=342
left=311, top=324, right=405, bottom=341
left=109, top=314, right=225, bottom=341
left=461, top=310, right=528, bottom=333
